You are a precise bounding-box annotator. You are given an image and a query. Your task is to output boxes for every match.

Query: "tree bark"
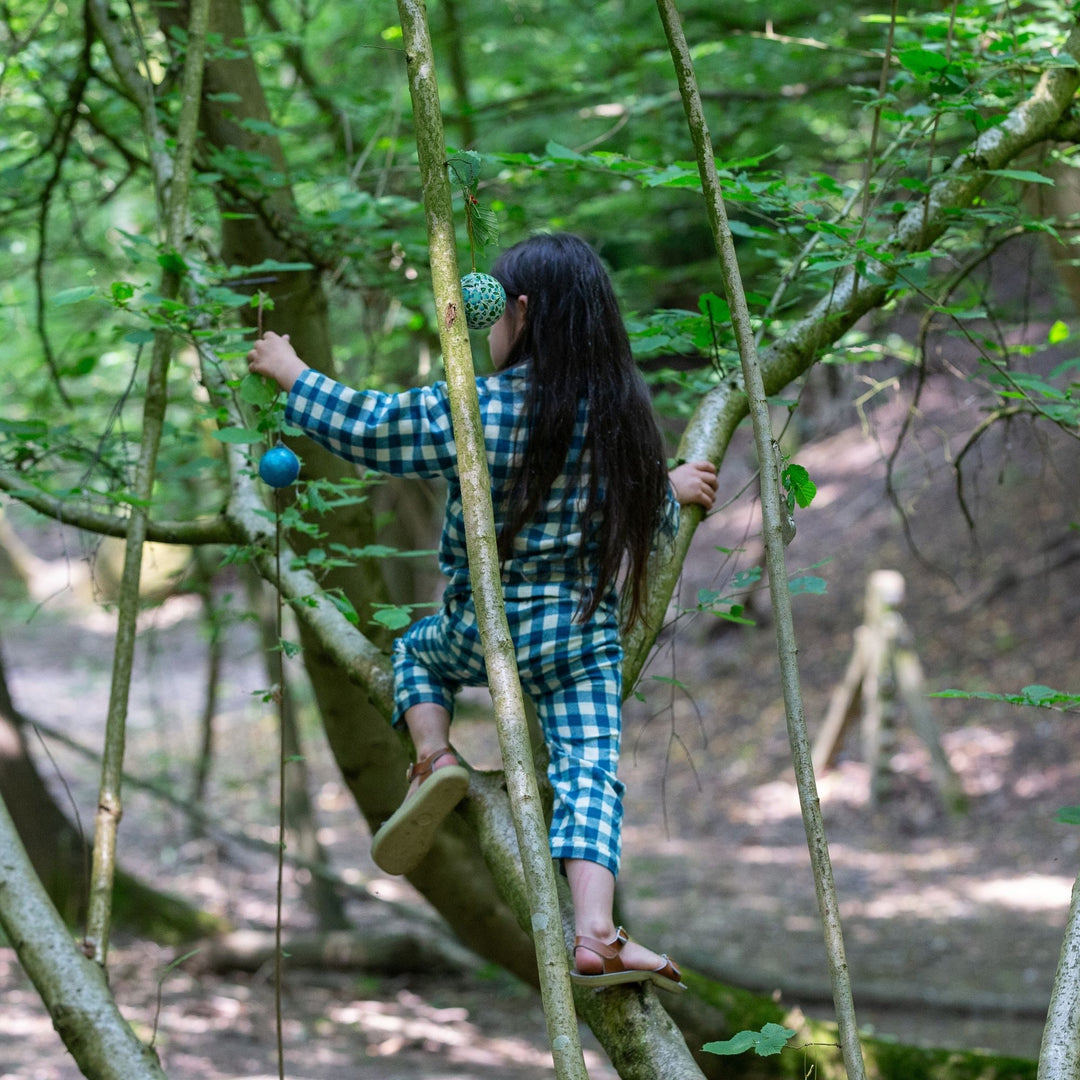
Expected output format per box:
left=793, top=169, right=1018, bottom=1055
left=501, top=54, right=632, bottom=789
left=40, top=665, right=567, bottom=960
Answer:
left=0, top=639, right=88, bottom=923
left=394, top=2, right=589, bottom=1076
left=157, top=0, right=541, bottom=983
left=84, top=0, right=211, bottom=965
left=0, top=791, right=168, bottom=1080
left=1039, top=870, right=1080, bottom=1080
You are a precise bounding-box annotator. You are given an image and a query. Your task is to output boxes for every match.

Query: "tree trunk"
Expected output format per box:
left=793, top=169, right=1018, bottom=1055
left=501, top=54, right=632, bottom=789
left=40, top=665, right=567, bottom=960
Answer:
left=153, top=0, right=540, bottom=981
left=0, top=639, right=88, bottom=923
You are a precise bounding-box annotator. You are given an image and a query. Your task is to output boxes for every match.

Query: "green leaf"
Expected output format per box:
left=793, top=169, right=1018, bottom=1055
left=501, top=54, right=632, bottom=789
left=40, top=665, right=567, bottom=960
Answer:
left=731, top=567, right=762, bottom=590
left=984, top=169, right=1054, bottom=186
left=240, top=259, right=315, bottom=274
left=1020, top=684, right=1060, bottom=705
left=698, top=291, right=730, bottom=323
left=447, top=149, right=483, bottom=187
left=644, top=164, right=700, bottom=188
left=1056, top=806, right=1080, bottom=826
left=157, top=250, right=189, bottom=274
left=239, top=373, right=279, bottom=406
left=782, top=463, right=817, bottom=508
left=0, top=418, right=47, bottom=438
left=1048, top=320, right=1070, bottom=345
left=930, top=685, right=1080, bottom=708
left=898, top=48, right=950, bottom=75
left=212, top=427, right=263, bottom=444
left=52, top=285, right=97, bottom=307
left=124, top=329, right=157, bottom=344
left=544, top=140, right=586, bottom=162
left=703, top=1023, right=796, bottom=1057
left=372, top=605, right=413, bottom=631
left=650, top=675, right=689, bottom=690
left=788, top=575, right=827, bottom=595
left=240, top=117, right=284, bottom=137
left=326, top=590, right=360, bottom=626
left=204, top=285, right=253, bottom=308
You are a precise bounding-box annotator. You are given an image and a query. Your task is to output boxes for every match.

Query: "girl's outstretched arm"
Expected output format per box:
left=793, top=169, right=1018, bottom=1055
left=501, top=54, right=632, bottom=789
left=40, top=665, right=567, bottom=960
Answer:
left=669, top=460, right=718, bottom=510
left=248, top=331, right=309, bottom=392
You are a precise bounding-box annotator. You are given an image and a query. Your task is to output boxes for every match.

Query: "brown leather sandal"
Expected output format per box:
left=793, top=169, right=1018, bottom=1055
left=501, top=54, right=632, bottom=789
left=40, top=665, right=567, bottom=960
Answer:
left=370, top=747, right=469, bottom=876
left=570, top=926, right=687, bottom=993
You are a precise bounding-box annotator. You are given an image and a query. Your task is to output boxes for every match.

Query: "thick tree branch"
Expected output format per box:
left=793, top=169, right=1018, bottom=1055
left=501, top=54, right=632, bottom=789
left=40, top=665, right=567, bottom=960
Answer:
left=624, top=17, right=1080, bottom=682
left=1038, top=870, right=1080, bottom=1079
left=0, top=793, right=168, bottom=1080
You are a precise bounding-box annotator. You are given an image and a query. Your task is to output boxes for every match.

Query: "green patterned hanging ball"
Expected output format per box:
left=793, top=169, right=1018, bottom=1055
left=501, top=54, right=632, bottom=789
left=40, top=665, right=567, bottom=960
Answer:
left=460, top=272, right=506, bottom=330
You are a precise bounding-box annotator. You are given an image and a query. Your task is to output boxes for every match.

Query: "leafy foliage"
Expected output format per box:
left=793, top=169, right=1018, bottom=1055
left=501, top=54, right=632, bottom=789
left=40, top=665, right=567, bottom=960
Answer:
left=930, top=685, right=1080, bottom=710
left=703, top=1021, right=797, bottom=1057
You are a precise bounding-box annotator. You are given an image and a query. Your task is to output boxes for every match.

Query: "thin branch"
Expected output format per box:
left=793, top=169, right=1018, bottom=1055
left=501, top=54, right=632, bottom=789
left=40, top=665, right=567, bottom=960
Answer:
left=84, top=0, right=211, bottom=967
left=0, top=472, right=234, bottom=544
left=952, top=405, right=1027, bottom=530
left=394, top=4, right=588, bottom=1077
left=30, top=4, right=95, bottom=408
left=656, top=3, right=868, bottom=1075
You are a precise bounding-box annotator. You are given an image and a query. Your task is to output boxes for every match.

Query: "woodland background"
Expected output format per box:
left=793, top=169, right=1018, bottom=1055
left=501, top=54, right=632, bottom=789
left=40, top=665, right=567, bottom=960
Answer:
left=1, top=1, right=1079, bottom=1078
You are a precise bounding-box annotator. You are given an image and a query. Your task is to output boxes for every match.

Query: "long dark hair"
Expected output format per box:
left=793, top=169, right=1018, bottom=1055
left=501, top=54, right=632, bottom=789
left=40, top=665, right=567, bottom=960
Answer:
left=492, top=232, right=670, bottom=628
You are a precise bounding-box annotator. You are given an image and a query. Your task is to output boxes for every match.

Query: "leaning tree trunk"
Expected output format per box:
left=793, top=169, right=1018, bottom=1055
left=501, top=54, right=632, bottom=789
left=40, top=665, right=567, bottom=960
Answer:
left=1039, top=870, right=1080, bottom=1079
left=0, top=791, right=168, bottom=1080
left=151, top=0, right=541, bottom=982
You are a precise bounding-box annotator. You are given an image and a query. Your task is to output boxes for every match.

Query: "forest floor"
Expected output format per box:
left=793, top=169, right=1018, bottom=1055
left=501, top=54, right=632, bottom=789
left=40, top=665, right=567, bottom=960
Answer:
left=2, top=365, right=1079, bottom=1079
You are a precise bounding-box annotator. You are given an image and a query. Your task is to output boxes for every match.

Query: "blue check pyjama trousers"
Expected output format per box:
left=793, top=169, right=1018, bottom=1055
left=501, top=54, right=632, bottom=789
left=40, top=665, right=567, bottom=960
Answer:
left=393, top=595, right=626, bottom=877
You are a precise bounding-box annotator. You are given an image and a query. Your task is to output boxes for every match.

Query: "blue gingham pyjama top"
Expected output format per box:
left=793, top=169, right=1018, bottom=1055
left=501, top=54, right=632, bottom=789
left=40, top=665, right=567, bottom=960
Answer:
left=285, top=363, right=677, bottom=876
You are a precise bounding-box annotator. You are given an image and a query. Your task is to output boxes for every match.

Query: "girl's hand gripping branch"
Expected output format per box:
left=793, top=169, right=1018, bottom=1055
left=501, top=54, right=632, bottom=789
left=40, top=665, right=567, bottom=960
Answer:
left=247, top=331, right=309, bottom=393
left=669, top=460, right=719, bottom=511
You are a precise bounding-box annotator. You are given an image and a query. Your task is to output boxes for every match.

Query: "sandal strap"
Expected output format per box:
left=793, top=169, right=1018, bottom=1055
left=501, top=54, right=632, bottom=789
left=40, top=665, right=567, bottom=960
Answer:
left=573, top=926, right=630, bottom=973
left=406, top=746, right=457, bottom=785
left=654, top=956, right=683, bottom=983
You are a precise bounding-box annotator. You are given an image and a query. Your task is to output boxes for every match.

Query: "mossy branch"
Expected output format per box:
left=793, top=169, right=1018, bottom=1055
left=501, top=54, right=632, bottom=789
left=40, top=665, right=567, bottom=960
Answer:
left=0, top=795, right=169, bottom=1080
left=393, top=3, right=588, bottom=1076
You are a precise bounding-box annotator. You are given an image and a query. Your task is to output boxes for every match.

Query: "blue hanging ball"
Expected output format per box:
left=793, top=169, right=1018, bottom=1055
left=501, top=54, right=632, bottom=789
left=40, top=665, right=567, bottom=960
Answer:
left=460, top=272, right=506, bottom=330
left=258, top=445, right=301, bottom=488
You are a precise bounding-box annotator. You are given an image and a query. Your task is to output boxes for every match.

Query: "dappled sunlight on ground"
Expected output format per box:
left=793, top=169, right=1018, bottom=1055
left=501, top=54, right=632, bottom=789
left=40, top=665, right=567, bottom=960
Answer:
left=0, top=945, right=617, bottom=1080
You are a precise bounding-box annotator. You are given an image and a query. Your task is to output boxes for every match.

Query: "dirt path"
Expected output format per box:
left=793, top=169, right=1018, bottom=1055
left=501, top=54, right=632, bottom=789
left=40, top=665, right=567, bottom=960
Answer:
left=2, top=372, right=1078, bottom=1076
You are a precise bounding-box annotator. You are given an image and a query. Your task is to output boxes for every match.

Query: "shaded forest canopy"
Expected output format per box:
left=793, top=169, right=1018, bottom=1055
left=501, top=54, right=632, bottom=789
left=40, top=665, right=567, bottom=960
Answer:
left=1, top=1, right=1079, bottom=1079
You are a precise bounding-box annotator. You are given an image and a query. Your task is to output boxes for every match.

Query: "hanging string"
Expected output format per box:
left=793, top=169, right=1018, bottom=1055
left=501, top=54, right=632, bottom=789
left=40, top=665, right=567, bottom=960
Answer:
left=446, top=152, right=506, bottom=330
left=273, top=483, right=287, bottom=1080
left=251, top=289, right=299, bottom=1080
